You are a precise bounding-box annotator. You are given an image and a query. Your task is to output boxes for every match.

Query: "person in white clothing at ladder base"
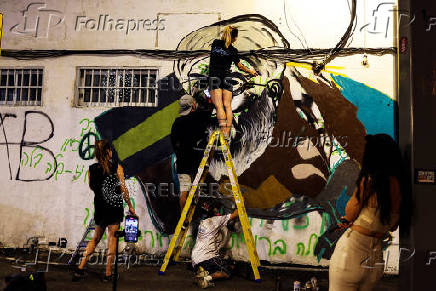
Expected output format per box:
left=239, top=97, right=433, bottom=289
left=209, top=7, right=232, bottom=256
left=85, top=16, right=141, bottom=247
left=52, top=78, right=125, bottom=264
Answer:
left=191, top=202, right=239, bottom=289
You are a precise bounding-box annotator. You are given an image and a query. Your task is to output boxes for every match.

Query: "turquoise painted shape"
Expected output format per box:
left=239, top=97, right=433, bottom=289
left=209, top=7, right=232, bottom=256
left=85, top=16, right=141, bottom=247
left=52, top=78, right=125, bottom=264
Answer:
left=335, top=186, right=350, bottom=217
left=331, top=75, right=395, bottom=139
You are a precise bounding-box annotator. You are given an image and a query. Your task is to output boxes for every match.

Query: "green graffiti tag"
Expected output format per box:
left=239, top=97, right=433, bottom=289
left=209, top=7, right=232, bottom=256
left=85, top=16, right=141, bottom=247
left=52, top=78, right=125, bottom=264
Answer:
left=296, top=233, right=319, bottom=257
left=273, top=239, right=287, bottom=255
left=293, top=214, right=309, bottom=230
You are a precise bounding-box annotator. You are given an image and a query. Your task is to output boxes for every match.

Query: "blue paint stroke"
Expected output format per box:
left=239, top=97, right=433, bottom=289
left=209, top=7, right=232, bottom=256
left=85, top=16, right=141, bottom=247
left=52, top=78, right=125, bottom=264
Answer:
left=331, top=75, right=395, bottom=139
left=335, top=186, right=350, bottom=217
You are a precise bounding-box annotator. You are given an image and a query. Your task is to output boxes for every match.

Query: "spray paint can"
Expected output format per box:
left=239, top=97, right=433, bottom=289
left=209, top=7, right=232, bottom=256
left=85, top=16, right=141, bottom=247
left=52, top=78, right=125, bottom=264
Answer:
left=310, top=277, right=319, bottom=290
left=293, top=281, right=301, bottom=291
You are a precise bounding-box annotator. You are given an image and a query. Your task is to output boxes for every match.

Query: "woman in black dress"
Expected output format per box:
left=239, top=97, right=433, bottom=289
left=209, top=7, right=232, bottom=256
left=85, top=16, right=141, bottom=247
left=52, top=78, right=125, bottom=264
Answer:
left=208, top=25, right=258, bottom=140
left=73, top=140, right=136, bottom=282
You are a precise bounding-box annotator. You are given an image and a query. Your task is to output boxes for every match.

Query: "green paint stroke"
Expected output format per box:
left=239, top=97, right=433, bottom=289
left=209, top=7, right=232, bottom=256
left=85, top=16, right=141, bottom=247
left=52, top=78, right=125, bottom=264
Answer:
left=144, top=230, right=155, bottom=248
left=273, top=239, right=287, bottom=255
left=282, top=219, right=290, bottom=231
left=113, top=101, right=180, bottom=161
left=305, top=233, right=318, bottom=256
left=293, top=215, right=309, bottom=230
left=296, top=233, right=319, bottom=257
left=83, top=208, right=90, bottom=226
left=296, top=242, right=305, bottom=256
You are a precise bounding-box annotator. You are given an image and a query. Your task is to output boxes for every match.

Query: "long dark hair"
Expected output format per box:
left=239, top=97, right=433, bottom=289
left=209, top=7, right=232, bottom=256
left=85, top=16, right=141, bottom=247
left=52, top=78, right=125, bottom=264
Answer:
left=95, top=140, right=112, bottom=175
left=355, top=134, right=404, bottom=225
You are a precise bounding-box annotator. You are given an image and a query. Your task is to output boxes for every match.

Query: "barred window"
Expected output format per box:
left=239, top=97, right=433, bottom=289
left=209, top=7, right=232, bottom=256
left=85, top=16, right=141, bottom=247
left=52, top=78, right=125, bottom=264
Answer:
left=0, top=68, right=43, bottom=106
left=76, top=67, right=158, bottom=107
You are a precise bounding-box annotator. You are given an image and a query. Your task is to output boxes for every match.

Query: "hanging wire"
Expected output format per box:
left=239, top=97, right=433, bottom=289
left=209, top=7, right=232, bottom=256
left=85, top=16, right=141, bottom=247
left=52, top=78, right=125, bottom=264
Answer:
left=312, top=0, right=358, bottom=74
left=283, top=0, right=313, bottom=53
left=1, top=46, right=394, bottom=63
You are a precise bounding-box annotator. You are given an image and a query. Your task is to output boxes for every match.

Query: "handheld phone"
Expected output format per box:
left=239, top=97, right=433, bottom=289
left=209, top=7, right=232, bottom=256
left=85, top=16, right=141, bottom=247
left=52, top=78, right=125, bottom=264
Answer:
left=124, top=215, right=139, bottom=243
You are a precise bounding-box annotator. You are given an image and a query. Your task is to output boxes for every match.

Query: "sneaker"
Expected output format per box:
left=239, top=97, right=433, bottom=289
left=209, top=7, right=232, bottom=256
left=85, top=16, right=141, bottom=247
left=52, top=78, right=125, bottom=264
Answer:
left=195, top=266, right=209, bottom=278
left=223, top=133, right=231, bottom=146
left=196, top=275, right=214, bottom=289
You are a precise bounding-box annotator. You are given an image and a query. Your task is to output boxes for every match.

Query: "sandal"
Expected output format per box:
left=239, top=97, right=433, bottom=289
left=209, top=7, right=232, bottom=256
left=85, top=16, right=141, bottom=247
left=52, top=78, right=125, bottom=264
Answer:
left=102, top=273, right=119, bottom=283
left=72, top=268, right=87, bottom=282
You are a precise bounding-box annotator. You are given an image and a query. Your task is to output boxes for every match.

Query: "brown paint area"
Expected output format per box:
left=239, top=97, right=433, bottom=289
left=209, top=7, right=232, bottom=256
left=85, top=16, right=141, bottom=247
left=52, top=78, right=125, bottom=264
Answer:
left=238, top=76, right=329, bottom=205
left=237, top=74, right=366, bottom=208
left=296, top=74, right=366, bottom=163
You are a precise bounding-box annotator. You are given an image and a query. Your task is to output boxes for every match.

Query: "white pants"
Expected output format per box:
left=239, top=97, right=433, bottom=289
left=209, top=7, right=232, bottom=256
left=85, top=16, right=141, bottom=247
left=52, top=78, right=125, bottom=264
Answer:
left=178, top=174, right=192, bottom=192
left=329, top=228, right=385, bottom=291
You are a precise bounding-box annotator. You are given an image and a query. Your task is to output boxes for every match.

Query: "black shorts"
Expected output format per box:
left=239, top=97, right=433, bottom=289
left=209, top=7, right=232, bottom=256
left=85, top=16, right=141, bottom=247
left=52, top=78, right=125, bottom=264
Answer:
left=95, top=219, right=121, bottom=230
left=195, top=257, right=232, bottom=276
left=208, top=75, right=233, bottom=92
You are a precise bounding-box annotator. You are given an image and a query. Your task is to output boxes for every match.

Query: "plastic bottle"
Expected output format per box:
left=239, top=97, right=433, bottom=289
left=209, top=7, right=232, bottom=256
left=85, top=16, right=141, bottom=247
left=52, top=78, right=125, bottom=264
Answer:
left=293, top=280, right=301, bottom=291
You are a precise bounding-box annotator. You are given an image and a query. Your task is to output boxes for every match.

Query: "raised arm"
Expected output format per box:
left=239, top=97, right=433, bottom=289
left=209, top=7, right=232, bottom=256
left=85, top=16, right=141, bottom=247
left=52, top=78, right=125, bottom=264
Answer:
left=116, top=164, right=137, bottom=217
left=236, top=62, right=258, bottom=76
left=229, top=209, right=239, bottom=221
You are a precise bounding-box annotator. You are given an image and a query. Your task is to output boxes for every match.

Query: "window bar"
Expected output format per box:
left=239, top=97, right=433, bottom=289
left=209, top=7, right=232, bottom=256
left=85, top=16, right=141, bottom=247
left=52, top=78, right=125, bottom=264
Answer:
left=82, top=69, right=86, bottom=106
left=20, top=69, right=24, bottom=105
left=154, top=69, right=158, bottom=107
left=115, top=69, right=119, bottom=107
left=35, top=69, right=39, bottom=105
left=139, top=70, right=143, bottom=105
left=28, top=69, right=32, bottom=106
left=124, top=69, right=127, bottom=106
left=12, top=69, right=16, bottom=105
left=5, top=69, right=9, bottom=105
left=90, top=69, right=95, bottom=107
left=97, top=69, right=101, bottom=107
left=146, top=69, right=150, bottom=105
left=129, top=70, right=133, bottom=106
left=105, top=69, right=109, bottom=107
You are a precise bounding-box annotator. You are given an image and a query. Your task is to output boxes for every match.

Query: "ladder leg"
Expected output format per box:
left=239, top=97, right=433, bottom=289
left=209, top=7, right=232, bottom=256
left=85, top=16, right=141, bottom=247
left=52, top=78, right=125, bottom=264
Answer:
left=173, top=197, right=198, bottom=261
left=218, top=131, right=262, bottom=281
left=69, top=219, right=95, bottom=265
left=174, top=137, right=216, bottom=261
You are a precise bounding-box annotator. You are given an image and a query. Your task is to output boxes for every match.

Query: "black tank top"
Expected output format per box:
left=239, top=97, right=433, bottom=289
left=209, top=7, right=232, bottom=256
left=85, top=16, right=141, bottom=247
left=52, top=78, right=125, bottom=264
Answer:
left=208, top=39, right=240, bottom=77
left=89, top=161, right=124, bottom=225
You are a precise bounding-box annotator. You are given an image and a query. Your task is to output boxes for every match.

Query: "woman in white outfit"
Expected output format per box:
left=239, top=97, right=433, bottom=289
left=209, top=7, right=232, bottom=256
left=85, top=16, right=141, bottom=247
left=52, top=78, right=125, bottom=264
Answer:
left=329, top=134, right=404, bottom=291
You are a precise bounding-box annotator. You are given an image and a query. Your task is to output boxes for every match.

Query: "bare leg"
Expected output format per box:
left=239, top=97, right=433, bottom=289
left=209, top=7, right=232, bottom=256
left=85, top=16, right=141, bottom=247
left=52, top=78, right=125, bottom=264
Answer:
left=105, top=224, right=120, bottom=276
left=78, top=225, right=105, bottom=270
left=211, top=271, right=230, bottom=280
left=180, top=191, right=188, bottom=209
left=211, top=89, right=227, bottom=132
left=222, top=89, right=233, bottom=137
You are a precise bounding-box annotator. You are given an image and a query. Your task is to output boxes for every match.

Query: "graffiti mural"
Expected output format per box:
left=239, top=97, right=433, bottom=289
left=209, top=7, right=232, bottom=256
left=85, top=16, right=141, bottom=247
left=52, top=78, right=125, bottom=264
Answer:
left=0, top=7, right=398, bottom=272
left=90, top=13, right=397, bottom=265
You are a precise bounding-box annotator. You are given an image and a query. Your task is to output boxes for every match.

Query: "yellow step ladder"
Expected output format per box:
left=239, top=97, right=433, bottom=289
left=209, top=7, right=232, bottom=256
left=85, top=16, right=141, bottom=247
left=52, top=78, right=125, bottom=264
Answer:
left=159, top=130, right=261, bottom=282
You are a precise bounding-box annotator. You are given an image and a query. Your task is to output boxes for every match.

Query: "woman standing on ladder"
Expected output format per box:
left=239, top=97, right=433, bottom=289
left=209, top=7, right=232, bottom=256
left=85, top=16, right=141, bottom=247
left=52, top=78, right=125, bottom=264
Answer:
left=208, top=25, right=258, bottom=141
